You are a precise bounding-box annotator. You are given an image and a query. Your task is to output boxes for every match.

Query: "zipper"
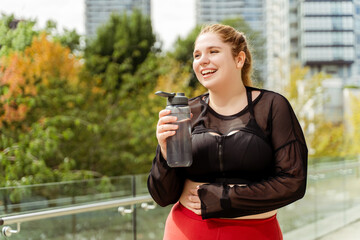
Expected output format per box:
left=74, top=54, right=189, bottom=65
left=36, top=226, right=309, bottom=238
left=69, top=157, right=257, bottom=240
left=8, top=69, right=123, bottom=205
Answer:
left=218, top=136, right=225, bottom=174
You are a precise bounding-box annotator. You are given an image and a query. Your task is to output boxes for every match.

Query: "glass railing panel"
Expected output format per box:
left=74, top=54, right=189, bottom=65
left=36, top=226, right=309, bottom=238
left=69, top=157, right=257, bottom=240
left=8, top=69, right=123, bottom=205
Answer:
left=135, top=174, right=150, bottom=195
left=342, top=160, right=360, bottom=226
left=278, top=159, right=360, bottom=239
left=312, top=164, right=346, bottom=222
left=136, top=204, right=172, bottom=240
left=0, top=175, right=134, bottom=217
left=0, top=204, right=174, bottom=240
left=1, top=206, right=133, bottom=240
left=277, top=176, right=317, bottom=235
left=1, top=159, right=360, bottom=240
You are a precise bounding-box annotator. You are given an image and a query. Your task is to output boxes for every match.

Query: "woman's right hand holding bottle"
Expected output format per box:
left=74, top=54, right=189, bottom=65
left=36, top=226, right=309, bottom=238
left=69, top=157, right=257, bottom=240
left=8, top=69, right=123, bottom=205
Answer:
left=156, top=109, right=178, bottom=160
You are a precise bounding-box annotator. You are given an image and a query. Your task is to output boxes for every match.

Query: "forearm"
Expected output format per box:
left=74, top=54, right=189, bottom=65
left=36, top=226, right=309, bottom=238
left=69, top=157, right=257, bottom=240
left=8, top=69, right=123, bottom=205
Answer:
left=147, top=146, right=185, bottom=206
left=198, top=141, right=307, bottom=219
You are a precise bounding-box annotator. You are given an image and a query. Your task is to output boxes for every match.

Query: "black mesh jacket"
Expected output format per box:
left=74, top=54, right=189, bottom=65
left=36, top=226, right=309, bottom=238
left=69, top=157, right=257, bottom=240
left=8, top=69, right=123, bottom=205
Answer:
left=148, top=87, right=308, bottom=219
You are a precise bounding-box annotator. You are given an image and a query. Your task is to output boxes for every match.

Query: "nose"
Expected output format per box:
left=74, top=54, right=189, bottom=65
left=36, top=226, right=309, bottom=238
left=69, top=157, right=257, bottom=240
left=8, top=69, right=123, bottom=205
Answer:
left=198, top=54, right=210, bottom=66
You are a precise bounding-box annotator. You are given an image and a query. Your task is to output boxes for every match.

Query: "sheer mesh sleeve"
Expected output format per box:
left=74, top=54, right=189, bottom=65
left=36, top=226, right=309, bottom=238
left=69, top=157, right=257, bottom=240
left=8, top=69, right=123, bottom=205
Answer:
left=197, top=94, right=308, bottom=219
left=147, top=97, right=203, bottom=207
left=147, top=145, right=185, bottom=207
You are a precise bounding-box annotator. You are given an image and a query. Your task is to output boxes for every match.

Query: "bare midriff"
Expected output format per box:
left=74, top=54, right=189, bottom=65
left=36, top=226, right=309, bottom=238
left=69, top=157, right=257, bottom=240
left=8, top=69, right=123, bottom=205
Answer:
left=179, top=179, right=277, bottom=220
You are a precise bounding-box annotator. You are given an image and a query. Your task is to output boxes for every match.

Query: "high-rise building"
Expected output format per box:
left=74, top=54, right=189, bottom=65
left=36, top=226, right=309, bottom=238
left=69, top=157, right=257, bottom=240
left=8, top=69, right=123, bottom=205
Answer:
left=196, top=0, right=264, bottom=32
left=353, top=0, right=360, bottom=82
left=85, top=0, right=151, bottom=37
left=265, top=0, right=290, bottom=91
left=295, top=0, right=355, bottom=80
left=195, top=0, right=290, bottom=91
left=289, top=0, right=300, bottom=64
left=290, top=0, right=359, bottom=122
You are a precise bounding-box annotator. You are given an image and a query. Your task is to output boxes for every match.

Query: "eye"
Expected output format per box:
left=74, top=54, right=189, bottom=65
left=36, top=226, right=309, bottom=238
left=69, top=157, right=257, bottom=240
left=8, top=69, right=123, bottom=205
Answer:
left=210, top=50, right=219, bottom=54
left=193, top=53, right=200, bottom=59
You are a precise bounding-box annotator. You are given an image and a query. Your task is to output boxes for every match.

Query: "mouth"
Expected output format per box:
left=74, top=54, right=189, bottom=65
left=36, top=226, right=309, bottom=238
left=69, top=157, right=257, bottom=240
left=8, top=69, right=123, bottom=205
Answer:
left=201, top=69, right=217, bottom=77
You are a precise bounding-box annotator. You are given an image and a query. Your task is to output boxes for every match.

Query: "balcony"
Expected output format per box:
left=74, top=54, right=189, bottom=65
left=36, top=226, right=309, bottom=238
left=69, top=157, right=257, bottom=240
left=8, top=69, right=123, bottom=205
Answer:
left=1, top=159, right=360, bottom=239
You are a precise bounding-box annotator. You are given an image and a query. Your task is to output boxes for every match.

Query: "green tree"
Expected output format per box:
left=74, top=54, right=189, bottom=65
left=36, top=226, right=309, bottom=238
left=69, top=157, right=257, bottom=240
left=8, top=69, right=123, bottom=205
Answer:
left=0, top=14, right=81, bottom=56
left=84, top=10, right=156, bottom=91
left=71, top=10, right=159, bottom=175
left=0, top=14, right=38, bottom=57
left=0, top=10, right=212, bottom=188
left=283, top=66, right=344, bottom=161
left=0, top=33, right=94, bottom=187
left=45, top=20, right=81, bottom=52
left=343, top=89, right=360, bottom=156
left=0, top=14, right=96, bottom=189
left=168, top=26, right=202, bottom=89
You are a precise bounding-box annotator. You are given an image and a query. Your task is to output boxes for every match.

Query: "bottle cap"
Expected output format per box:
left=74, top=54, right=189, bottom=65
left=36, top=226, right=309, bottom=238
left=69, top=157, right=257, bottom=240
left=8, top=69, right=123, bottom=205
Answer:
left=155, top=91, right=188, bottom=105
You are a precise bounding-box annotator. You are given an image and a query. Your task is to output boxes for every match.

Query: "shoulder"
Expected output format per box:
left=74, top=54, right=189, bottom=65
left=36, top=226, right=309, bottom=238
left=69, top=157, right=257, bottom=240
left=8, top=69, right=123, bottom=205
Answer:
left=261, top=89, right=300, bottom=125
left=189, top=92, right=208, bottom=102
left=251, top=87, right=292, bottom=107
left=249, top=87, right=295, bottom=118
left=189, top=93, right=208, bottom=108
left=188, top=93, right=208, bottom=126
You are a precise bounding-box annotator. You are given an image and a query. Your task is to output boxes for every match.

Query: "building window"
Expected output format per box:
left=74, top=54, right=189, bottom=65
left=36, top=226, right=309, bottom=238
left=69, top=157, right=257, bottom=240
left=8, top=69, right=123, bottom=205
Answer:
left=303, top=17, right=353, bottom=31
left=357, top=5, right=360, bottom=15
left=304, top=47, right=354, bottom=62
left=303, top=1, right=353, bottom=15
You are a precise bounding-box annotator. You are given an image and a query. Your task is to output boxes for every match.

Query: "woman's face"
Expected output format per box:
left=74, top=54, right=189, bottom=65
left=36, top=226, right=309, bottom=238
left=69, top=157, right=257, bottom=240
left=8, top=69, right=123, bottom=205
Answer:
left=193, top=33, right=242, bottom=91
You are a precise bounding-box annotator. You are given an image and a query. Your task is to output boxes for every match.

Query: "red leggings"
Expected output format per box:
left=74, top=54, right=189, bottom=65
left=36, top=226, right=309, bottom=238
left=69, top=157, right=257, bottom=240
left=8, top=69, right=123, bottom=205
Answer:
left=163, top=202, right=283, bottom=240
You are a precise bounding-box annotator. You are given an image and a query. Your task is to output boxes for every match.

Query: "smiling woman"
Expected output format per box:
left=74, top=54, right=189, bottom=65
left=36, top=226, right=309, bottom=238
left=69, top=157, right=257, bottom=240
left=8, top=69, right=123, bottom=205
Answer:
left=192, top=27, right=252, bottom=92
left=192, top=34, right=245, bottom=95
left=148, top=23, right=308, bottom=240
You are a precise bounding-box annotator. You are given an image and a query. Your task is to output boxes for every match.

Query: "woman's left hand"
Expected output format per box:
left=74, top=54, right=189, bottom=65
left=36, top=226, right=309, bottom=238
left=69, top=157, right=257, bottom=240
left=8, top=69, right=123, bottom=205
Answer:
left=180, top=185, right=202, bottom=215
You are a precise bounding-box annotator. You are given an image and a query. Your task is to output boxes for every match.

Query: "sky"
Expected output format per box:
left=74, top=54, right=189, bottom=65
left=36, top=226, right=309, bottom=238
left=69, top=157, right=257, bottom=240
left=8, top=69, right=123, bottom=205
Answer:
left=0, top=0, right=196, bottom=50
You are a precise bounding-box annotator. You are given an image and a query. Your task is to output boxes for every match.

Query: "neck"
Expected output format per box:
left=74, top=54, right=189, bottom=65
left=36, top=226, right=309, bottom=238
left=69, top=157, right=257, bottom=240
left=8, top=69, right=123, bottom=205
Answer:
left=208, top=84, right=247, bottom=115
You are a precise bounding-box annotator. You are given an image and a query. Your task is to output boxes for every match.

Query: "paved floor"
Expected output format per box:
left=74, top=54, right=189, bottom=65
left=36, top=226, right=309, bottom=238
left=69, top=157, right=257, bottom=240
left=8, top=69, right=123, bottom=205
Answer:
left=318, top=220, right=360, bottom=240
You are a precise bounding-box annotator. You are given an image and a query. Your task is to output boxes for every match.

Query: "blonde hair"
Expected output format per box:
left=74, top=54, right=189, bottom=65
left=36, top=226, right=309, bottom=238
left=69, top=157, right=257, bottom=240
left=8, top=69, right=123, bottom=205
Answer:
left=197, top=24, right=253, bottom=87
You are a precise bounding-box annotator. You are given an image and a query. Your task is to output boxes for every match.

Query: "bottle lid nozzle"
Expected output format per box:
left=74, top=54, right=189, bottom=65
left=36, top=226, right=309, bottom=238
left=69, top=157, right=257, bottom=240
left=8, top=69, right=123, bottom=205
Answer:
left=155, top=91, right=175, bottom=98
left=155, top=91, right=188, bottom=105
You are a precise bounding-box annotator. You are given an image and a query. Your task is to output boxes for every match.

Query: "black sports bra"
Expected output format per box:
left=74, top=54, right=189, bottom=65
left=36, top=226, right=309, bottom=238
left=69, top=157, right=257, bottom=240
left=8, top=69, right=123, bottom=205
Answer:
left=184, top=88, right=274, bottom=184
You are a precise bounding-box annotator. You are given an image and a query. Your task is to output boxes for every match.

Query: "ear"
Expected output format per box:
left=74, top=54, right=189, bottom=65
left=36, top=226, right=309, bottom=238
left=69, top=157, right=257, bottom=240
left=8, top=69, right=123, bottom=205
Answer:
left=235, top=51, right=246, bottom=69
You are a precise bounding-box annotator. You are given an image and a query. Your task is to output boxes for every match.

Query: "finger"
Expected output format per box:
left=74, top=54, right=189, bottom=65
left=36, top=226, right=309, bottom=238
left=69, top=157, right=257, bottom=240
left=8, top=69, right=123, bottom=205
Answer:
left=189, top=188, right=199, bottom=196
left=185, top=205, right=201, bottom=215
left=188, top=195, right=201, bottom=204
left=157, top=124, right=178, bottom=133
left=157, top=130, right=176, bottom=141
left=193, top=209, right=201, bottom=215
left=158, top=116, right=178, bottom=125
left=187, top=202, right=201, bottom=210
left=159, top=109, right=171, bottom=118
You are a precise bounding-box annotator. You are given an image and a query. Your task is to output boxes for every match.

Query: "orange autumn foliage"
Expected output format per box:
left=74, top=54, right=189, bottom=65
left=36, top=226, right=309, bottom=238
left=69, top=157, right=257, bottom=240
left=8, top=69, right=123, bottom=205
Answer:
left=0, top=33, right=81, bottom=127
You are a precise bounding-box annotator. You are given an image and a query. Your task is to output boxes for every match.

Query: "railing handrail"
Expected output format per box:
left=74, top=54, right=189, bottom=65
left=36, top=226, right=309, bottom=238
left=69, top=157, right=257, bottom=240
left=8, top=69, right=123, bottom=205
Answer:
left=0, top=190, right=131, bottom=212
left=0, top=194, right=153, bottom=226
left=0, top=173, right=148, bottom=190
left=308, top=161, right=360, bottom=174
left=1, top=160, right=358, bottom=190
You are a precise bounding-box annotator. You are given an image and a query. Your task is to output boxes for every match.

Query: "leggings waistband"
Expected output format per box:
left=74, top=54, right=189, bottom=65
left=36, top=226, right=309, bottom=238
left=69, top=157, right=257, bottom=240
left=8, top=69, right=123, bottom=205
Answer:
left=163, top=202, right=283, bottom=240
left=178, top=202, right=277, bottom=224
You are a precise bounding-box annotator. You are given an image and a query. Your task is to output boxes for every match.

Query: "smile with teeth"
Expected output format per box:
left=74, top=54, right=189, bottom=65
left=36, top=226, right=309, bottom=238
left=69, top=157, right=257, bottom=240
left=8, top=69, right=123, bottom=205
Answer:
left=201, top=69, right=217, bottom=76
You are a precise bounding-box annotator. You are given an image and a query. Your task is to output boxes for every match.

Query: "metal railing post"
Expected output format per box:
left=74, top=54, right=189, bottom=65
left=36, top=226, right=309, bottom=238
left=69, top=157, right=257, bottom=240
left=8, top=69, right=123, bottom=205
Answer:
left=132, top=175, right=137, bottom=240
left=314, top=163, right=318, bottom=239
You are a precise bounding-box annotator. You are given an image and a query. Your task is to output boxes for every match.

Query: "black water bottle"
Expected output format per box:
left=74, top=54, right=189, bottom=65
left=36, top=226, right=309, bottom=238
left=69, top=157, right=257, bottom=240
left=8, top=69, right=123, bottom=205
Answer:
left=155, top=91, right=193, bottom=167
